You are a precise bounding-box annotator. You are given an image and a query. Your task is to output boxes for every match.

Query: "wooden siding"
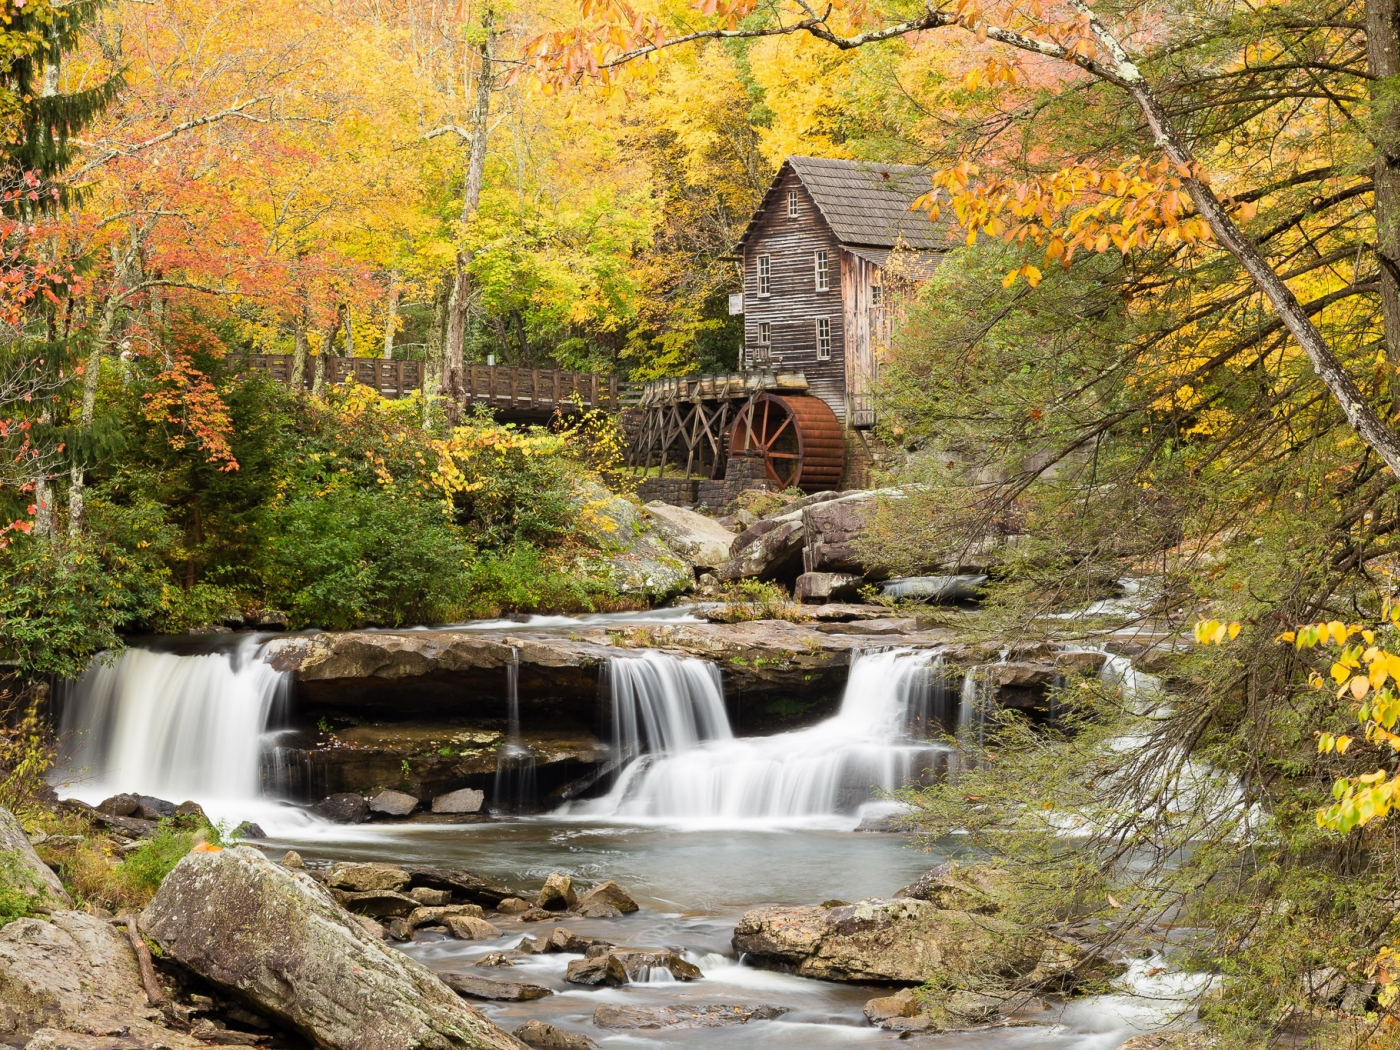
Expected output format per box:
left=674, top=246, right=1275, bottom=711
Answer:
left=742, top=168, right=849, bottom=423
left=841, top=250, right=877, bottom=428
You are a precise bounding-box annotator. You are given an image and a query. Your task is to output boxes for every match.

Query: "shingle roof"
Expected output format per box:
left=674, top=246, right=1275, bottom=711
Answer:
left=737, top=156, right=948, bottom=252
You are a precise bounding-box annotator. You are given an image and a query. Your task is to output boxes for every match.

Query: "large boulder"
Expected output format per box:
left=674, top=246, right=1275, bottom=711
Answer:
left=894, top=863, right=1015, bottom=915
left=311, top=792, right=370, bottom=823
left=0, top=910, right=199, bottom=1048
left=432, top=788, right=484, bottom=815
left=593, top=1003, right=786, bottom=1029
left=369, top=789, right=420, bottom=817
left=326, top=862, right=411, bottom=892
left=0, top=805, right=70, bottom=907
left=718, top=516, right=807, bottom=581
left=573, top=880, right=638, bottom=918
left=642, top=502, right=736, bottom=570
left=794, top=572, right=864, bottom=604
left=140, top=845, right=524, bottom=1050
left=574, top=485, right=692, bottom=601
left=731, top=897, right=1042, bottom=984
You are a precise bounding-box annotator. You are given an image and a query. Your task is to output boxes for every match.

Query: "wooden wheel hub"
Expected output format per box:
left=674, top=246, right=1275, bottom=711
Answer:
left=730, top=392, right=844, bottom=492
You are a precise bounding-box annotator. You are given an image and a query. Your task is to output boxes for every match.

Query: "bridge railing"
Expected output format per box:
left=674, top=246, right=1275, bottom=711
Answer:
left=226, top=355, right=620, bottom=411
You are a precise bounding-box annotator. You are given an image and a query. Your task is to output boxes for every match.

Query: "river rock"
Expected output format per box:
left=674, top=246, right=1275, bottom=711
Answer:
left=411, top=886, right=452, bottom=906
left=446, top=915, right=502, bottom=940
left=862, top=986, right=1007, bottom=1032
left=432, top=788, right=485, bottom=814
left=232, top=820, right=266, bottom=840
left=0, top=804, right=70, bottom=906
left=574, top=485, right=693, bottom=601
left=512, top=1021, right=598, bottom=1049
left=282, top=849, right=305, bottom=868
left=719, top=516, right=807, bottom=581
left=312, top=792, right=370, bottom=823
left=880, top=574, right=988, bottom=603
left=327, top=862, right=411, bottom=892
left=643, top=502, right=737, bottom=570
left=565, top=949, right=701, bottom=986
left=592, top=1003, right=787, bottom=1029
left=333, top=889, right=422, bottom=918
left=406, top=904, right=485, bottom=931
left=794, top=571, right=864, bottom=604
left=370, top=789, right=420, bottom=817
left=97, top=793, right=176, bottom=822
left=0, top=910, right=200, bottom=1048
left=173, top=800, right=210, bottom=826
left=732, top=897, right=1041, bottom=984
left=439, top=972, right=551, bottom=1001
left=406, top=866, right=519, bottom=906
left=140, top=845, right=522, bottom=1050
left=894, top=863, right=1013, bottom=914
left=536, top=873, right=576, bottom=911
left=545, top=927, right=610, bottom=953
left=573, top=880, right=639, bottom=917
left=496, top=897, right=531, bottom=914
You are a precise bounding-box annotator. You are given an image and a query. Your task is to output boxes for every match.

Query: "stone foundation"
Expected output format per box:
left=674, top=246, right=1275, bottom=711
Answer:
left=635, top=477, right=700, bottom=505
left=698, top=454, right=778, bottom=509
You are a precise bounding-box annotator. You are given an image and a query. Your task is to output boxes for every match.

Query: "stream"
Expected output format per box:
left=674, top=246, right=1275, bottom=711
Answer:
left=49, top=613, right=1203, bottom=1049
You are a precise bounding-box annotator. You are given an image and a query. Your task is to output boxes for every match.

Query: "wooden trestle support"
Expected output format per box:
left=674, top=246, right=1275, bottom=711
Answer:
left=626, top=370, right=845, bottom=493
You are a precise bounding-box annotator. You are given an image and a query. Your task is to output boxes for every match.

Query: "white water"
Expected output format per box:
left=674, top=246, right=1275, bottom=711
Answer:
left=604, top=651, right=733, bottom=763
left=53, top=637, right=293, bottom=826
left=578, top=649, right=948, bottom=829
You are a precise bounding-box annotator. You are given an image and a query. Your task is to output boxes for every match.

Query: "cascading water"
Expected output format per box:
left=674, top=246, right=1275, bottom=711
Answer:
left=577, top=649, right=949, bottom=827
left=53, top=636, right=291, bottom=824
left=493, top=647, right=537, bottom=814
left=603, top=651, right=732, bottom=764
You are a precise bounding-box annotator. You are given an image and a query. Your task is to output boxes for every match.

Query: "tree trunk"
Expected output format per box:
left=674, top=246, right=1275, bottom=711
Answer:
left=342, top=301, right=354, bottom=357
left=1369, top=0, right=1400, bottom=361
left=312, top=327, right=330, bottom=396
left=424, top=276, right=449, bottom=404
left=442, top=12, right=496, bottom=418
left=291, top=298, right=310, bottom=389
left=510, top=307, right=530, bottom=365
left=384, top=272, right=399, bottom=359
left=1083, top=12, right=1400, bottom=476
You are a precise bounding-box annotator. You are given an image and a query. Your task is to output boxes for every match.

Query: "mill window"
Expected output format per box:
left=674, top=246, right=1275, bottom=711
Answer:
left=757, top=255, right=771, bottom=297
left=755, top=322, right=771, bottom=363
left=871, top=282, right=883, bottom=305
left=788, top=189, right=799, bottom=218
left=815, top=250, right=829, bottom=292
left=816, top=317, right=832, bottom=360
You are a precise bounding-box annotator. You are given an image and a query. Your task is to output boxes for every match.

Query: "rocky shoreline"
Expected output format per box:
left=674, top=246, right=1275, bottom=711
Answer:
left=0, top=798, right=1135, bottom=1049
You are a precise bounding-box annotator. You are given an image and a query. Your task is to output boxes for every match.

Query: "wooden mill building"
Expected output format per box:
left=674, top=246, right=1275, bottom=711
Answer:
left=629, top=156, right=946, bottom=502
left=736, top=156, right=944, bottom=429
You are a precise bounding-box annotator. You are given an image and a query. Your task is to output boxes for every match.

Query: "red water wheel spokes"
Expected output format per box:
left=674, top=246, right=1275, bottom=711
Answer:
left=731, top=392, right=844, bottom=492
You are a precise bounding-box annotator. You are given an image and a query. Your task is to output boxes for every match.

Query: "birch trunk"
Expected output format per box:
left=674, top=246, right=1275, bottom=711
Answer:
left=442, top=12, right=495, bottom=418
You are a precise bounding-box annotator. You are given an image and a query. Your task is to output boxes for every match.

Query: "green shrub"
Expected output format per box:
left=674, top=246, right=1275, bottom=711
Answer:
left=109, top=821, right=222, bottom=905
left=460, top=543, right=624, bottom=617
left=260, top=486, right=472, bottom=629
left=0, top=853, right=46, bottom=927
left=0, top=534, right=169, bottom=678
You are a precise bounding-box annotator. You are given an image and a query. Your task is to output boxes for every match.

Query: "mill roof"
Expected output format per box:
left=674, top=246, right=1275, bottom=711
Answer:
left=736, top=156, right=946, bottom=252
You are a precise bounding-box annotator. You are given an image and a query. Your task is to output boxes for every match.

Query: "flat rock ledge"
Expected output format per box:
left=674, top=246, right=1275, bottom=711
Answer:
left=140, top=845, right=524, bottom=1050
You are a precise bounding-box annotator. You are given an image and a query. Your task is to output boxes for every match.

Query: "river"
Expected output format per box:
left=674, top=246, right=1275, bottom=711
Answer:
left=50, top=613, right=1203, bottom=1048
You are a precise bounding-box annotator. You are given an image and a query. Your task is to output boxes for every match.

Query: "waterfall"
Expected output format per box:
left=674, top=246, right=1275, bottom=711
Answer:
left=603, top=651, right=732, bottom=763
left=577, top=649, right=947, bottom=827
left=53, top=637, right=288, bottom=818
left=493, top=647, right=537, bottom=814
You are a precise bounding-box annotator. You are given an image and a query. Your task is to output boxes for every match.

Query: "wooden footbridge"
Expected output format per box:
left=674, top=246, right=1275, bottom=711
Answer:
left=228, top=355, right=620, bottom=417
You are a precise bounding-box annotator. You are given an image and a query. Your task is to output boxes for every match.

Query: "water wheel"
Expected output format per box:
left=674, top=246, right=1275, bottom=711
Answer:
left=730, top=392, right=845, bottom=492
